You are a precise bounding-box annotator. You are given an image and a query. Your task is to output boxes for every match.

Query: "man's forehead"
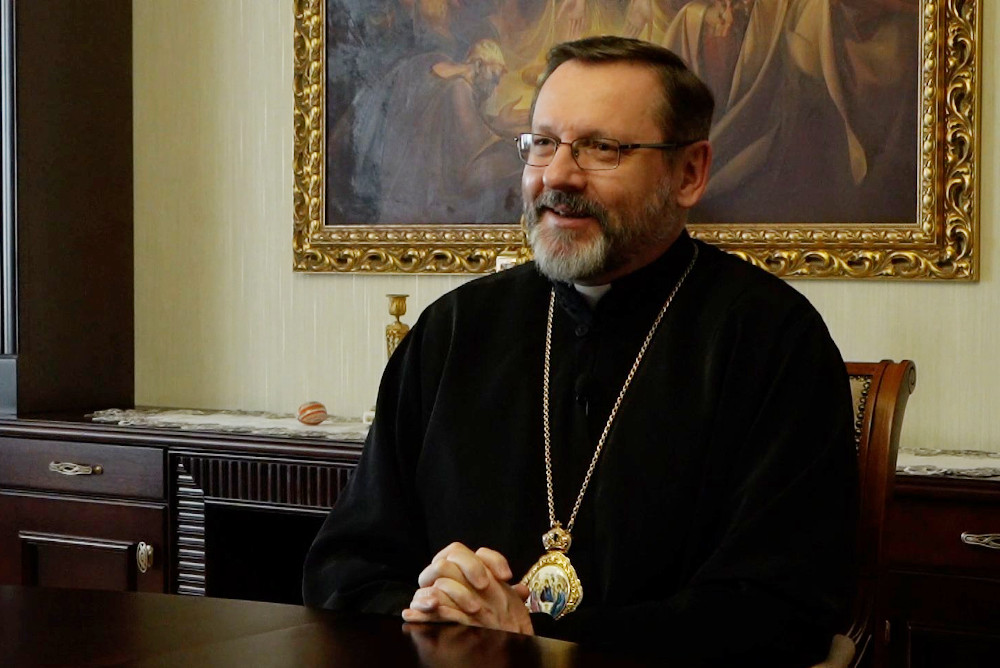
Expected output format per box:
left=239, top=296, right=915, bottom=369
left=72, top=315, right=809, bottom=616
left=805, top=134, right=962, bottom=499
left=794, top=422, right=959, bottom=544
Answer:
left=532, top=61, right=663, bottom=137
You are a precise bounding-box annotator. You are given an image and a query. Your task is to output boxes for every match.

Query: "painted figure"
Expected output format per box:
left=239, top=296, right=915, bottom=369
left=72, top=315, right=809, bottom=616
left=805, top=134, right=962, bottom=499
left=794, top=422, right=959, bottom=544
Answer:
left=326, top=0, right=919, bottom=225
left=345, top=39, right=523, bottom=224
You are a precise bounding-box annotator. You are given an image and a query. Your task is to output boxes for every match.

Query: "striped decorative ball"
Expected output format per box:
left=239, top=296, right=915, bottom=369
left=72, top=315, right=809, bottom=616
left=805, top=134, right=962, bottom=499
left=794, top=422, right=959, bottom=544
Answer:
left=297, top=401, right=328, bottom=425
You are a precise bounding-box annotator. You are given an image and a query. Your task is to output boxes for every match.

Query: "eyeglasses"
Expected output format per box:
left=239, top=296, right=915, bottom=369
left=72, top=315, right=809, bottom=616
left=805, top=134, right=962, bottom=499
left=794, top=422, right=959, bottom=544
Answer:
left=514, top=133, right=695, bottom=171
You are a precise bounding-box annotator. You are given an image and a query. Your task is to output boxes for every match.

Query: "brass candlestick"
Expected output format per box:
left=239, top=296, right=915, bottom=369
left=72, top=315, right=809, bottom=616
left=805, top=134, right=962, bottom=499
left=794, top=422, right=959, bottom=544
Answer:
left=386, top=294, right=410, bottom=358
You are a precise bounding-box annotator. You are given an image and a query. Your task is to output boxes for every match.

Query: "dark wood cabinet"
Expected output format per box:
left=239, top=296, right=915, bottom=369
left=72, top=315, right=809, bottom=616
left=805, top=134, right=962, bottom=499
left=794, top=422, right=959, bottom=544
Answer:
left=882, top=475, right=1000, bottom=667
left=0, top=418, right=361, bottom=603
left=0, top=431, right=166, bottom=592
left=0, top=492, right=166, bottom=592
left=0, top=0, right=133, bottom=415
left=170, top=449, right=355, bottom=603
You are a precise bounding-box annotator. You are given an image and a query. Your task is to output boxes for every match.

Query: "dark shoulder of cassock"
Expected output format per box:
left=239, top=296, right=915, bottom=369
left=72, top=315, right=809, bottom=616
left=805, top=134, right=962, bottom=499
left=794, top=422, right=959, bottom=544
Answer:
left=302, top=232, right=858, bottom=666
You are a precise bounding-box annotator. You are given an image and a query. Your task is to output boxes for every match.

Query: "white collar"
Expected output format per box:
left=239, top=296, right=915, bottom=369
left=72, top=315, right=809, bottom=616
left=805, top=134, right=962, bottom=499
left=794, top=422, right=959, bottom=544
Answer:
left=573, top=282, right=612, bottom=309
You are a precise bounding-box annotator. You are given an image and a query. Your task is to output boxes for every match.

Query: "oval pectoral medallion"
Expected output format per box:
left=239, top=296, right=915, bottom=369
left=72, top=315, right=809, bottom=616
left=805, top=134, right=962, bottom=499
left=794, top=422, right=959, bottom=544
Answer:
left=521, top=551, right=583, bottom=620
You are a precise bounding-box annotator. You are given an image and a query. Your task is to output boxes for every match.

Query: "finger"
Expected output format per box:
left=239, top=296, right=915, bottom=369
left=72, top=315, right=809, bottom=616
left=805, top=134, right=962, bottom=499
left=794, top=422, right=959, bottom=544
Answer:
left=432, top=577, right=484, bottom=615
left=432, top=604, right=478, bottom=626
left=403, top=604, right=476, bottom=626
left=408, top=587, right=442, bottom=613
left=426, top=543, right=490, bottom=590
left=511, top=583, right=530, bottom=602
left=411, top=584, right=463, bottom=615
left=466, top=580, right=532, bottom=635
left=443, top=549, right=492, bottom=591
left=498, top=583, right=534, bottom=635
left=430, top=541, right=472, bottom=564
left=402, top=607, right=461, bottom=624
left=402, top=607, right=437, bottom=623
left=418, top=557, right=468, bottom=589
left=473, top=547, right=513, bottom=581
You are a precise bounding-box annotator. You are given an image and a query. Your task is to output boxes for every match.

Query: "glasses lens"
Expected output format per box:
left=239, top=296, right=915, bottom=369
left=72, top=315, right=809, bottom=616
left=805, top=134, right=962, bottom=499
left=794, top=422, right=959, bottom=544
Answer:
left=573, top=138, right=620, bottom=170
left=518, top=134, right=557, bottom=166
left=516, top=134, right=621, bottom=170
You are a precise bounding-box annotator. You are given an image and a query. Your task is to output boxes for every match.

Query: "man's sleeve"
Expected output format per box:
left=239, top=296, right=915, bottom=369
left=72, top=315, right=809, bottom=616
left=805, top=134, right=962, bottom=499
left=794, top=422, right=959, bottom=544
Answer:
left=535, top=303, right=859, bottom=666
left=301, top=319, right=435, bottom=614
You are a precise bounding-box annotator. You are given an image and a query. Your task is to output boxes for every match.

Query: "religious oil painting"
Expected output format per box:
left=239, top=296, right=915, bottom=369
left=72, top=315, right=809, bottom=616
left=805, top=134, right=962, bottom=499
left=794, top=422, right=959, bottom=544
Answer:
left=294, top=0, right=980, bottom=279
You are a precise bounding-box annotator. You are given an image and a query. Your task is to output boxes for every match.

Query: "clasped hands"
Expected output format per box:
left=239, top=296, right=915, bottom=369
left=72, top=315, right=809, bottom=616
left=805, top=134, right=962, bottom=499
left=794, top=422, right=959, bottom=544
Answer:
left=402, top=542, right=534, bottom=635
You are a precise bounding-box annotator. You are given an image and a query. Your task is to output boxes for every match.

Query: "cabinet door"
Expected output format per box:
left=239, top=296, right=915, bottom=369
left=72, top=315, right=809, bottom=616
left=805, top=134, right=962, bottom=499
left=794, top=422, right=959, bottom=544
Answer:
left=882, top=571, right=1000, bottom=667
left=0, top=491, right=166, bottom=592
left=883, top=481, right=1000, bottom=668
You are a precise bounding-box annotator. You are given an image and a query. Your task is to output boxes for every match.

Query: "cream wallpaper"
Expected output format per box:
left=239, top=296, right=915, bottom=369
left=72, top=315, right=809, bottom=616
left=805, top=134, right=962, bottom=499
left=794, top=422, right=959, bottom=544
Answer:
left=134, top=1, right=998, bottom=452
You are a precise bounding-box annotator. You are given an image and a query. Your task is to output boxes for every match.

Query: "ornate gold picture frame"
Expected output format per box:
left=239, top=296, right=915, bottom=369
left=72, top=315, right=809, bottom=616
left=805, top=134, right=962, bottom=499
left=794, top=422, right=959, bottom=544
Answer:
left=294, top=0, right=979, bottom=279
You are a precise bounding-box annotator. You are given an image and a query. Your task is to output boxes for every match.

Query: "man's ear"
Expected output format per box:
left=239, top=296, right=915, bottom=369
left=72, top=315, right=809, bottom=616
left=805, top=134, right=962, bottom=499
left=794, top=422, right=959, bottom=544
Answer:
left=672, top=140, right=712, bottom=210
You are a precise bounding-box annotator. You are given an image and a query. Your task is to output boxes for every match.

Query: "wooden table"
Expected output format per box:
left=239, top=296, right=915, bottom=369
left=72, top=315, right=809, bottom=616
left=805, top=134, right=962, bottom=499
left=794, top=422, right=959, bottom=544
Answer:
left=0, top=586, right=647, bottom=666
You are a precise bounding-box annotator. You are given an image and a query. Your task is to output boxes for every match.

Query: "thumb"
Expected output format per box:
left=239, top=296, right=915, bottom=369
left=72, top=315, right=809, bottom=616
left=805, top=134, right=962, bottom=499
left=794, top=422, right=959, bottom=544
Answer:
left=512, top=583, right=530, bottom=602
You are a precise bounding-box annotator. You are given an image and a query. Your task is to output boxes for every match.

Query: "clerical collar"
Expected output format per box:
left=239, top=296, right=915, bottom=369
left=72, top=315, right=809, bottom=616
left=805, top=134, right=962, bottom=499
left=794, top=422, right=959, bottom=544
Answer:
left=573, top=283, right=611, bottom=309
left=549, top=230, right=698, bottom=328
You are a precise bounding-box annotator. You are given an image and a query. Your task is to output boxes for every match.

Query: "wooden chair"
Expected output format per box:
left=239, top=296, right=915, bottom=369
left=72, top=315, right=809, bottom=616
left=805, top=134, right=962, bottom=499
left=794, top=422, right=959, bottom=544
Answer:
left=819, top=360, right=916, bottom=668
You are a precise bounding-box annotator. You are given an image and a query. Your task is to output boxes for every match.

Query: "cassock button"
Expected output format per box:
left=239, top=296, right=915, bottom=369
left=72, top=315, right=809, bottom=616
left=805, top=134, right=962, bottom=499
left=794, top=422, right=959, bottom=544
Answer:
left=574, top=324, right=589, bottom=337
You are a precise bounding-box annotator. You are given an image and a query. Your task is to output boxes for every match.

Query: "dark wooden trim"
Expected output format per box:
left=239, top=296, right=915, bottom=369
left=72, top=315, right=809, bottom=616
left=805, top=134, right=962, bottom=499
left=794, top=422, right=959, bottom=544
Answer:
left=894, top=475, right=1000, bottom=502
left=174, top=457, right=206, bottom=596
left=0, top=417, right=365, bottom=462
left=0, top=487, right=167, bottom=511
left=172, top=451, right=353, bottom=509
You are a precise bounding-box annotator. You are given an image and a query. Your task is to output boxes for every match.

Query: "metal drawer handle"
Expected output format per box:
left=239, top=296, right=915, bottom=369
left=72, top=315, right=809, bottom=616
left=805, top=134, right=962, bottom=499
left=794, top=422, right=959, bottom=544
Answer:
left=137, top=542, right=154, bottom=574
left=960, top=532, right=1000, bottom=550
left=49, top=461, right=104, bottom=476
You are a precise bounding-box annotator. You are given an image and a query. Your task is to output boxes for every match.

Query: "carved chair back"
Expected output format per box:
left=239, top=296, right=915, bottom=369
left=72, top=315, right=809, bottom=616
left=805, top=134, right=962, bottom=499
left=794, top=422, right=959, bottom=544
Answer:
left=843, top=360, right=917, bottom=667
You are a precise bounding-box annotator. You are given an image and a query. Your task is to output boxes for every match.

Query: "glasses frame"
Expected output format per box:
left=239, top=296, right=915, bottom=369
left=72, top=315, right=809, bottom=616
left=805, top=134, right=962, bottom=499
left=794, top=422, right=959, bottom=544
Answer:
left=514, top=132, right=696, bottom=171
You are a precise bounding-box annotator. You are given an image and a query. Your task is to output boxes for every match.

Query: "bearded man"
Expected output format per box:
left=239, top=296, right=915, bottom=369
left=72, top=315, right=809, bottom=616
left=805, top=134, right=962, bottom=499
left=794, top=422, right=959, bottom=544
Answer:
left=304, top=36, right=857, bottom=666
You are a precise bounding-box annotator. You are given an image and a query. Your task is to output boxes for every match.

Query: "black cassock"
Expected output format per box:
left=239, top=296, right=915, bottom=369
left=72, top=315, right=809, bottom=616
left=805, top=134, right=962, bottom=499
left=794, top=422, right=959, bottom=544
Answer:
left=303, top=231, right=858, bottom=666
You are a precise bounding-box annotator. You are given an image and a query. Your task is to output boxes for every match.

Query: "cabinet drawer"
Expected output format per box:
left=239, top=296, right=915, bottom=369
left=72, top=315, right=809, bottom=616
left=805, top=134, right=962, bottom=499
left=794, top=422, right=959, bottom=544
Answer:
left=885, top=496, right=1000, bottom=575
left=0, top=491, right=167, bottom=592
left=0, top=438, right=163, bottom=500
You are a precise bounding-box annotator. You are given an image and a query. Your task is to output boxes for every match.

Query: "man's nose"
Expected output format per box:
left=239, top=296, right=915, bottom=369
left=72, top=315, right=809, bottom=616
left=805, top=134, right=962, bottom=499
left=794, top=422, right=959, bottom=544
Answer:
left=542, top=143, right=587, bottom=192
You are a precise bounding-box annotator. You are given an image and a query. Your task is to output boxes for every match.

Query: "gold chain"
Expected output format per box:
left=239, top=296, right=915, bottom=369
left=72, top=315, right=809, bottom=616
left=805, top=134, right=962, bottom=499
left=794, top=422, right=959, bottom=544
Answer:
left=542, top=244, right=698, bottom=533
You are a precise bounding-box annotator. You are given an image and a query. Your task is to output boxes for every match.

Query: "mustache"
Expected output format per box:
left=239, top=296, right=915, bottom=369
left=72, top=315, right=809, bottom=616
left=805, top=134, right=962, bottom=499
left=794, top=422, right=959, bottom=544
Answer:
left=525, top=190, right=609, bottom=228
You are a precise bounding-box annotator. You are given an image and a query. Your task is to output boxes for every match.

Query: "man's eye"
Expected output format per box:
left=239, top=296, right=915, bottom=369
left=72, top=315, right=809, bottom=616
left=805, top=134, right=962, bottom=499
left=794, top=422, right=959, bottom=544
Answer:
left=533, top=136, right=555, bottom=148
left=578, top=139, right=616, bottom=154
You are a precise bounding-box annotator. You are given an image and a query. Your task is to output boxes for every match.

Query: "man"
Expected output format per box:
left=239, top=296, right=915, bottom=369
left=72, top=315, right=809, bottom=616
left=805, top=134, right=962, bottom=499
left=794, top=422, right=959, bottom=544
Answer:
left=304, top=36, right=857, bottom=665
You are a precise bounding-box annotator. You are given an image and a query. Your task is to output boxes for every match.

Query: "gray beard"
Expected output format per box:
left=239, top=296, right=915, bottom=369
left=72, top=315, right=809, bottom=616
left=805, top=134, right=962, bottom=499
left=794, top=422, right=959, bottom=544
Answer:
left=524, top=186, right=678, bottom=283
left=527, top=221, right=609, bottom=283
